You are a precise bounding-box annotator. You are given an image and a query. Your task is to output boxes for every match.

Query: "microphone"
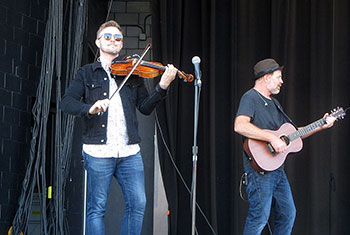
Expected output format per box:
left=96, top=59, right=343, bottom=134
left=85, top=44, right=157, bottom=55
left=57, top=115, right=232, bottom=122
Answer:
left=191, top=56, right=201, bottom=80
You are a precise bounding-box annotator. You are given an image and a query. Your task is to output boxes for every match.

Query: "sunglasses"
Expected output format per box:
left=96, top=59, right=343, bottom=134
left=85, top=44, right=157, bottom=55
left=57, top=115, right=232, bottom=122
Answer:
left=98, top=33, right=123, bottom=41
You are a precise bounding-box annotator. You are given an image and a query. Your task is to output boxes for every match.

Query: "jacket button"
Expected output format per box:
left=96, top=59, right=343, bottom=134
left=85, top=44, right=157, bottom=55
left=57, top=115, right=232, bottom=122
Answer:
left=103, top=92, right=107, bottom=96
left=104, top=77, right=107, bottom=81
left=102, top=124, right=105, bottom=128
left=101, top=139, right=104, bottom=143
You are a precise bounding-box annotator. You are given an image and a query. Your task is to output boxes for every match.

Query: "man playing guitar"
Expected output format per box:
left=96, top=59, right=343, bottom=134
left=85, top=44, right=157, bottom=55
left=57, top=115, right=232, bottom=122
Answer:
left=234, top=58, right=336, bottom=235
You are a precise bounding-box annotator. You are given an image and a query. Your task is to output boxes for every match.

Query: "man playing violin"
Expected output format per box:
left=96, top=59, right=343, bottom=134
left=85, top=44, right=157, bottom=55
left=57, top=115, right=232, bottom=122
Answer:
left=60, top=20, right=177, bottom=235
left=234, top=58, right=336, bottom=235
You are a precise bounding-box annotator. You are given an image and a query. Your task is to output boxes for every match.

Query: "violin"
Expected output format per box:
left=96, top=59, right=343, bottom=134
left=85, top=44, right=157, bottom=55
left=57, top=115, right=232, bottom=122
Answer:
left=110, top=59, right=194, bottom=82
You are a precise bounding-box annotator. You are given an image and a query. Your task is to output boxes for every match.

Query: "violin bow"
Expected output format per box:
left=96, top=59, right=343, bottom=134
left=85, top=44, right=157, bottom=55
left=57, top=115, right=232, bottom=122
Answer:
left=109, top=43, right=151, bottom=100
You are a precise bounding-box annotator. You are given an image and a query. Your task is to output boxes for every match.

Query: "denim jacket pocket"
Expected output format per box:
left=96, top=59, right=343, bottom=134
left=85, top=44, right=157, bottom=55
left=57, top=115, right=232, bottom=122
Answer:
left=85, top=82, right=103, bottom=103
left=86, top=83, right=102, bottom=89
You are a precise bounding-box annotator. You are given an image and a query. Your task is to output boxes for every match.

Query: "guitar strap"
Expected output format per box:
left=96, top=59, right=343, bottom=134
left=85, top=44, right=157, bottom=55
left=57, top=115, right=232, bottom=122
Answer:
left=271, top=98, right=298, bottom=129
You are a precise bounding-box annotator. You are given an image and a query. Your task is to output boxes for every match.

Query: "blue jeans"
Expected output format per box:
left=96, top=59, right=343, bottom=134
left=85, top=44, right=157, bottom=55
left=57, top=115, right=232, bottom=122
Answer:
left=244, top=169, right=296, bottom=235
left=83, top=151, right=146, bottom=235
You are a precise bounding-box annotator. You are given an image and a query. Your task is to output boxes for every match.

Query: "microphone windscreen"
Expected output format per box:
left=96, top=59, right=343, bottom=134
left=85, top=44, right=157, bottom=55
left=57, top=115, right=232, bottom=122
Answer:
left=192, top=56, right=201, bottom=64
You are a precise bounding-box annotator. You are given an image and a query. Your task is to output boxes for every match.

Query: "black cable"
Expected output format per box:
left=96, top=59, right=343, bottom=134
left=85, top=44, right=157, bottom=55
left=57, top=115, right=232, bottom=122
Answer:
left=93, top=0, right=114, bottom=62
left=143, top=14, right=152, bottom=35
left=153, top=107, right=217, bottom=235
left=11, top=0, right=87, bottom=234
left=143, top=73, right=216, bottom=234
left=239, top=173, right=248, bottom=201
left=105, top=0, right=114, bottom=23
left=51, top=0, right=87, bottom=234
left=11, top=0, right=56, bottom=232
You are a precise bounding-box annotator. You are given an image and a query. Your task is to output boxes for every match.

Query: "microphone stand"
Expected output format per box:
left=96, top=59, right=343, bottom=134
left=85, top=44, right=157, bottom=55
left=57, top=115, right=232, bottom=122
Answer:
left=191, top=71, right=202, bottom=235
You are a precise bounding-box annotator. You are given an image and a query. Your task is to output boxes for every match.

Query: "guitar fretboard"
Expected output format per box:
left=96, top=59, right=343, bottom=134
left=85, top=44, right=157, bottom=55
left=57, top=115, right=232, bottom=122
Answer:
left=288, top=118, right=326, bottom=141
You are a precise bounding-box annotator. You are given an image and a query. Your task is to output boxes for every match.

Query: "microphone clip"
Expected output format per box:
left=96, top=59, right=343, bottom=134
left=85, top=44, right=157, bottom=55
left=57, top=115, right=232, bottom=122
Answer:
left=195, top=78, right=202, bottom=88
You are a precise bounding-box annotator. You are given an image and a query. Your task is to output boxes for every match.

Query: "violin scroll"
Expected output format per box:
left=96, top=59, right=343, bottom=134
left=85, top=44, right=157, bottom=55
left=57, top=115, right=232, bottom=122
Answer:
left=177, top=70, right=194, bottom=82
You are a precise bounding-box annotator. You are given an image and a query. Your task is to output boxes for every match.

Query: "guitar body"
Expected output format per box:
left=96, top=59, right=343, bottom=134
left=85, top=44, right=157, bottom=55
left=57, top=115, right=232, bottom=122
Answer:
left=243, top=123, right=303, bottom=172
left=242, top=107, right=345, bottom=172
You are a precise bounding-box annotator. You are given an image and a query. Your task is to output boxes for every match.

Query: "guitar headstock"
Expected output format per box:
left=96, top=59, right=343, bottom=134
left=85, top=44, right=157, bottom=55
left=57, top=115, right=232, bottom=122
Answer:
left=330, top=107, right=346, bottom=120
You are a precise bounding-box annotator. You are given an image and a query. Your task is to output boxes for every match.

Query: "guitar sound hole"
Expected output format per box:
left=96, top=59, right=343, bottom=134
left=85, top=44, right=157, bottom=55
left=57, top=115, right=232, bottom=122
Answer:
left=280, top=135, right=290, bottom=146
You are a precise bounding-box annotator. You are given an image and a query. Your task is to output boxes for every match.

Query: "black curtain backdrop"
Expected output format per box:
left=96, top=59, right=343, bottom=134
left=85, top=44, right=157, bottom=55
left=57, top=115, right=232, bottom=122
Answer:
left=151, top=0, right=350, bottom=234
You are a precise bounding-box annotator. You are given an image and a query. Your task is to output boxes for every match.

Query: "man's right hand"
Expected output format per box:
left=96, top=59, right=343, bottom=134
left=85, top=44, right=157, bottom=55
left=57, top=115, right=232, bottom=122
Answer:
left=269, top=134, right=287, bottom=153
left=89, top=99, right=110, bottom=114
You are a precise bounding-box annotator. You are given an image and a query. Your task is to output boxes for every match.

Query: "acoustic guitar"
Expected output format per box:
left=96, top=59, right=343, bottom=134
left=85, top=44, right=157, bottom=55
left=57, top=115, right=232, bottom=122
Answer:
left=243, top=107, right=345, bottom=172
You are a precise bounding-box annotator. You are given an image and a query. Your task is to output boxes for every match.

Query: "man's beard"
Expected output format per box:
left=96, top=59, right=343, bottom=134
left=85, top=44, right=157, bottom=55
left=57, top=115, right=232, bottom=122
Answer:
left=267, top=83, right=281, bottom=95
left=101, top=44, right=120, bottom=55
left=270, top=87, right=280, bottom=95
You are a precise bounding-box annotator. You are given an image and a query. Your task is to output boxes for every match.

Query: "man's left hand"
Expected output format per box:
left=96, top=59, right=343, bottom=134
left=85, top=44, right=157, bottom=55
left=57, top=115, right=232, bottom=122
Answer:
left=322, top=113, right=336, bottom=129
left=159, top=64, right=177, bottom=89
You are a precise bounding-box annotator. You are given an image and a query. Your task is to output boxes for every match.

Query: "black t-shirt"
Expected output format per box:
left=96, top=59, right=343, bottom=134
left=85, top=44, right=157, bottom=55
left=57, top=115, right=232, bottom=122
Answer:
left=235, top=88, right=287, bottom=171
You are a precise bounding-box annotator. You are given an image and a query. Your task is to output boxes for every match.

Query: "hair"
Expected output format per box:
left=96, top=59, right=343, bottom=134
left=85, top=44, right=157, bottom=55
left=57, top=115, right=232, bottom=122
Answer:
left=96, top=20, right=123, bottom=39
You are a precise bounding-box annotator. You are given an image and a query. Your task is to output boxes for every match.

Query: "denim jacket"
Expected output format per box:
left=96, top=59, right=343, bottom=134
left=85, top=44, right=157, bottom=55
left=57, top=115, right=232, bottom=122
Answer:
left=60, top=58, right=167, bottom=145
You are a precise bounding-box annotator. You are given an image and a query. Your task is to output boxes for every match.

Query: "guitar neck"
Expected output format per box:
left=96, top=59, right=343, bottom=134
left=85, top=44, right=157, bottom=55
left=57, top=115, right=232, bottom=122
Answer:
left=289, top=118, right=326, bottom=141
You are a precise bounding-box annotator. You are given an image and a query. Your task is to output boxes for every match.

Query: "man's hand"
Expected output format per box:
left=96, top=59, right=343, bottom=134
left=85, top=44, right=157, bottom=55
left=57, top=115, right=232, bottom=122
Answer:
left=235, top=115, right=287, bottom=153
left=321, top=113, right=336, bottom=129
left=159, top=64, right=177, bottom=89
left=269, top=133, right=287, bottom=153
left=89, top=99, right=110, bottom=114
